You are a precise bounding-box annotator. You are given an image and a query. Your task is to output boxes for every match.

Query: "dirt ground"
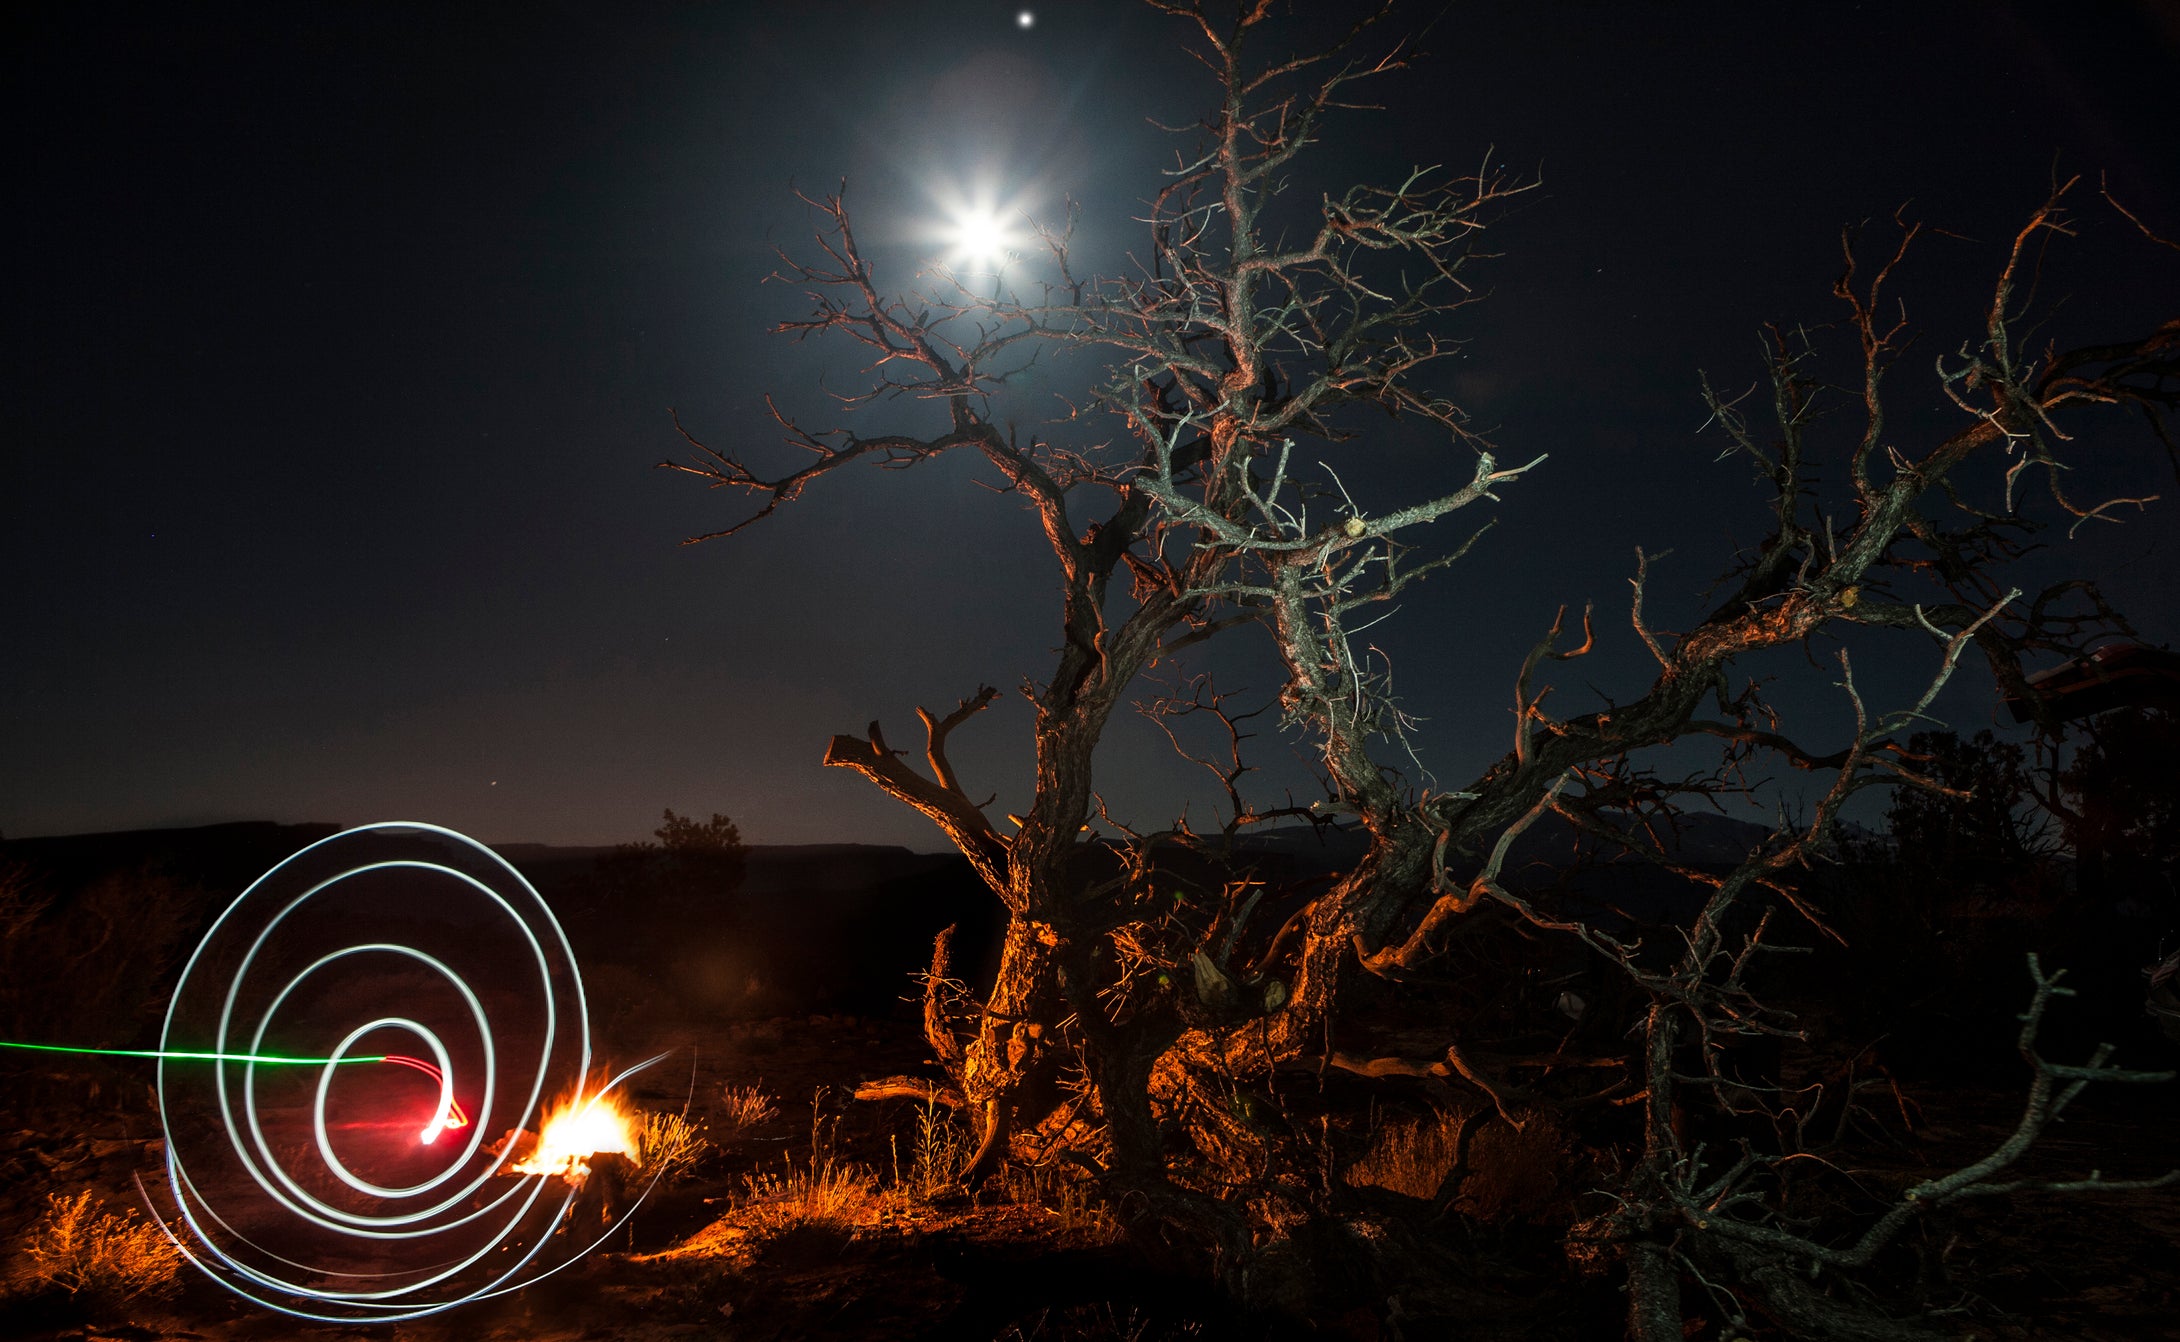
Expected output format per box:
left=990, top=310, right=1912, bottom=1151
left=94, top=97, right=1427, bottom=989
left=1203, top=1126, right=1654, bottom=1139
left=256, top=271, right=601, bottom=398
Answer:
left=0, top=1008, right=1287, bottom=1342
left=4, top=1008, right=2179, bottom=1341
left=4, top=827, right=2179, bottom=1340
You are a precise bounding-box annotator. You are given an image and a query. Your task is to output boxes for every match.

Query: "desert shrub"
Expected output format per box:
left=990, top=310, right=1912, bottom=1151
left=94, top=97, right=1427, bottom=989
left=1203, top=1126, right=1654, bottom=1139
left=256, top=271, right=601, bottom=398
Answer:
left=1812, top=728, right=2076, bottom=1073
left=1450, top=1111, right=1571, bottom=1222
left=2062, top=705, right=2180, bottom=940
left=586, top=809, right=747, bottom=907
left=1885, top=729, right=2056, bottom=888
left=638, top=1110, right=710, bottom=1184
left=1343, top=1106, right=1473, bottom=1202
left=19, top=1189, right=185, bottom=1312
left=717, top=1082, right=780, bottom=1133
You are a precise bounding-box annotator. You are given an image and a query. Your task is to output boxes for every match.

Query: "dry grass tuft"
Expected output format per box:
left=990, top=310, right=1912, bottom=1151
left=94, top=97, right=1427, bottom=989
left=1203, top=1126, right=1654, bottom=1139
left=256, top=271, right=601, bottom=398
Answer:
left=629, top=1155, right=885, bottom=1263
left=18, top=1189, right=186, bottom=1311
left=638, top=1110, right=711, bottom=1184
left=906, top=1097, right=976, bottom=1199
left=667, top=1087, right=879, bottom=1257
left=717, top=1082, right=780, bottom=1132
left=739, top=1158, right=884, bottom=1239
left=998, top=1162, right=1124, bottom=1243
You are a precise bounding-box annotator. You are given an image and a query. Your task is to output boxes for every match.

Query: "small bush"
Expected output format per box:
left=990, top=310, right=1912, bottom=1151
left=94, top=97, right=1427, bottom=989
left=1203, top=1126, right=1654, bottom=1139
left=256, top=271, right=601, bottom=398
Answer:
left=638, top=1111, right=710, bottom=1184
left=20, top=1190, right=185, bottom=1312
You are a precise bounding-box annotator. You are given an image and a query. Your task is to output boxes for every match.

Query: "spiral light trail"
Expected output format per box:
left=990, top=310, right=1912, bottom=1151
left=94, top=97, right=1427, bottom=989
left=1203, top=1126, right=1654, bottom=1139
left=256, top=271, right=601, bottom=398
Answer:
left=148, top=822, right=656, bottom=1321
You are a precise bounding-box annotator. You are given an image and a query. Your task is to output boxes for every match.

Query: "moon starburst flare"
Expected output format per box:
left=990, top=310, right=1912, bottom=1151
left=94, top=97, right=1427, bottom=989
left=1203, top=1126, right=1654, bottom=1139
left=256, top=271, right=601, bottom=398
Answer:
left=925, top=178, right=1036, bottom=277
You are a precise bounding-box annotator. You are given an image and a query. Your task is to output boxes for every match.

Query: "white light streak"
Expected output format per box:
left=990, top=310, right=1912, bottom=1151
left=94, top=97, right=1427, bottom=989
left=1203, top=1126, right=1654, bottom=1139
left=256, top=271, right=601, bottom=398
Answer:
left=150, top=822, right=661, bottom=1321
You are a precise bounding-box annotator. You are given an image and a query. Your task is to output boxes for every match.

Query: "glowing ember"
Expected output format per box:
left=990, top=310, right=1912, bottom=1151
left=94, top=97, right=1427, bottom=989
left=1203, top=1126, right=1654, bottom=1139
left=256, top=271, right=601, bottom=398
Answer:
left=509, top=1090, right=637, bottom=1182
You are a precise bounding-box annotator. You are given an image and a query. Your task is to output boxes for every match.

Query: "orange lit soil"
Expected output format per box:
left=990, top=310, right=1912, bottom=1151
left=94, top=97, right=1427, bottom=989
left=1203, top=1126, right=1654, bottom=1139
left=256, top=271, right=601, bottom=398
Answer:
left=4, top=1007, right=2179, bottom=1341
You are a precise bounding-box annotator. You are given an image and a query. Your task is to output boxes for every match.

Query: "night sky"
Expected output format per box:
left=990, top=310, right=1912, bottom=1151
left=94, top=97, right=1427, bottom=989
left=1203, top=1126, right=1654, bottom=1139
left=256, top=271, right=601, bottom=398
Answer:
left=7, top=2, right=2177, bottom=851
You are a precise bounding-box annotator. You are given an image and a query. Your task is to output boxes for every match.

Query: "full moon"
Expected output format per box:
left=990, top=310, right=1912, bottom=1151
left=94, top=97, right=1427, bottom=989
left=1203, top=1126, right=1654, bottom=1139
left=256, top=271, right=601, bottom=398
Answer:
left=945, top=204, right=1012, bottom=271
left=1017, top=10, right=1034, bottom=29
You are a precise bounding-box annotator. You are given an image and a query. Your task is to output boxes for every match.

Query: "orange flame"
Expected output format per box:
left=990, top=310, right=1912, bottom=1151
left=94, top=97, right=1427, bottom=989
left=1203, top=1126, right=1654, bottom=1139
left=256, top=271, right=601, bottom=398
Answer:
left=508, top=1089, right=638, bottom=1182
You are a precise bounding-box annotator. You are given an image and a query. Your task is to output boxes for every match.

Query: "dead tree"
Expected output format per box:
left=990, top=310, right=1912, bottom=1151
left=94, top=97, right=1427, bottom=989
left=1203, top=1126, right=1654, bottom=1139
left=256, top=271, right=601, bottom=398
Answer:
left=1156, top=186, right=2176, bottom=1330
left=666, top=0, right=1531, bottom=1215
left=1465, top=618, right=2179, bottom=1339
left=674, top=0, right=2179, bottom=1328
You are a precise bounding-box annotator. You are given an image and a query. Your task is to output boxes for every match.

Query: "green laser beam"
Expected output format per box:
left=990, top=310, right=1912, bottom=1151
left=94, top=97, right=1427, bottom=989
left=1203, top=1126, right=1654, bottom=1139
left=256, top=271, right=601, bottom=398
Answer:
left=0, top=1041, right=388, bottom=1065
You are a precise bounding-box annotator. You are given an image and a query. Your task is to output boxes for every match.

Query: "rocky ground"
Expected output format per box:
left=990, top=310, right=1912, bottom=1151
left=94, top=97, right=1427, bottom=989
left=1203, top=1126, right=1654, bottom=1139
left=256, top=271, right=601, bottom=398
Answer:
left=4, top=1010, right=2178, bottom=1341
left=0, top=1008, right=1315, bottom=1342
left=3, top=826, right=2178, bottom=1340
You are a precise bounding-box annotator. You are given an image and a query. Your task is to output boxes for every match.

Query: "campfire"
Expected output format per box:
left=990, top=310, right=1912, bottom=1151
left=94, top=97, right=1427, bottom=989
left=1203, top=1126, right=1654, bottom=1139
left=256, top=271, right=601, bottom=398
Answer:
left=508, top=1089, right=638, bottom=1183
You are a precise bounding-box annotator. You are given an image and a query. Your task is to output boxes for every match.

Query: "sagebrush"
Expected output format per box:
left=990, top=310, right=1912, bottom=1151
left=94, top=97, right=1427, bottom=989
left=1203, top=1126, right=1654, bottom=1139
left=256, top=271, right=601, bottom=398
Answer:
left=19, top=1189, right=185, bottom=1311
